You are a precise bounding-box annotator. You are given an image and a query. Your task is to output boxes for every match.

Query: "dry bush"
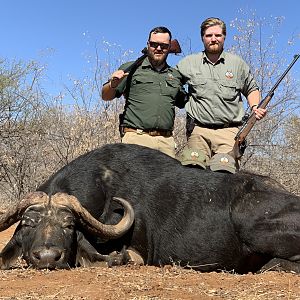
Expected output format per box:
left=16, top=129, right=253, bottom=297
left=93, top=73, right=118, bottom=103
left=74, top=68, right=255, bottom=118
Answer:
left=0, top=41, right=133, bottom=205
left=228, top=11, right=300, bottom=194
left=0, top=59, right=48, bottom=201
left=244, top=115, right=300, bottom=195
left=0, top=12, right=300, bottom=206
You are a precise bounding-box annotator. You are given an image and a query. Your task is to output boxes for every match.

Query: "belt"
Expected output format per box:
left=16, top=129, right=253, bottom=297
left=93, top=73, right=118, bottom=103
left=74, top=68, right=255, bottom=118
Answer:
left=194, top=120, right=242, bottom=130
left=123, top=127, right=173, bottom=137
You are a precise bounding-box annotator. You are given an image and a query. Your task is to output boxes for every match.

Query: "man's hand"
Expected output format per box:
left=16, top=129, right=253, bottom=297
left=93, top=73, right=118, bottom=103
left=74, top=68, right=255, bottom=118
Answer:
left=102, top=70, right=129, bottom=101
left=109, top=70, right=129, bottom=89
left=252, top=105, right=267, bottom=120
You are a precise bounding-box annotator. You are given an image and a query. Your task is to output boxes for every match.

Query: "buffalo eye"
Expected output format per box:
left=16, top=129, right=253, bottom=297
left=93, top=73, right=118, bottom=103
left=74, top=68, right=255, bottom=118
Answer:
left=62, top=217, right=75, bottom=232
left=63, top=224, right=74, bottom=230
left=22, top=206, right=43, bottom=227
left=62, top=225, right=75, bottom=236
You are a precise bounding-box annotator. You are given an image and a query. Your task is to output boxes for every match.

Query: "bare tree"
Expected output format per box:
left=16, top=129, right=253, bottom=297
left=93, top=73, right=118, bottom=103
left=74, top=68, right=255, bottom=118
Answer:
left=1, top=12, right=300, bottom=205
left=228, top=10, right=300, bottom=193
left=0, top=59, right=48, bottom=201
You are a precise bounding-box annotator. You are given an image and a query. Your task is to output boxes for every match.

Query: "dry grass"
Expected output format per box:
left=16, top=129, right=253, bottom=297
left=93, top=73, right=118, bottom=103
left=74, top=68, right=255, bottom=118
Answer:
left=0, top=263, right=299, bottom=299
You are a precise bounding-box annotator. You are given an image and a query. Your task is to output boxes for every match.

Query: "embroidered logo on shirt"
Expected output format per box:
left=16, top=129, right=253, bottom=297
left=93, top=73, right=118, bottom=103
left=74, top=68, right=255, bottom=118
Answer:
left=167, top=73, right=175, bottom=80
left=225, top=71, right=234, bottom=79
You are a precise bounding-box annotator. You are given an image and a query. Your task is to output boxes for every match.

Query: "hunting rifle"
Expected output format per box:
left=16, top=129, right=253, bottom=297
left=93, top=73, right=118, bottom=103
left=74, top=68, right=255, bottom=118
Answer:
left=103, top=39, right=182, bottom=86
left=104, top=39, right=182, bottom=138
left=123, top=38, right=182, bottom=73
left=228, top=54, right=300, bottom=162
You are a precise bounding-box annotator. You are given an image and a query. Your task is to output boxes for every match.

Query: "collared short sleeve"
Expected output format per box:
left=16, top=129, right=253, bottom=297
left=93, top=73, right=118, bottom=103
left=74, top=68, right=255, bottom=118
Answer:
left=240, top=60, right=259, bottom=97
left=114, top=61, right=134, bottom=98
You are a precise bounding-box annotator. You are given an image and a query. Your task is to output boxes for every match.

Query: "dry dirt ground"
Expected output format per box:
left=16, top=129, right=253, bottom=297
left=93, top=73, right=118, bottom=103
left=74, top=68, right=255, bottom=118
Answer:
left=0, top=227, right=300, bottom=300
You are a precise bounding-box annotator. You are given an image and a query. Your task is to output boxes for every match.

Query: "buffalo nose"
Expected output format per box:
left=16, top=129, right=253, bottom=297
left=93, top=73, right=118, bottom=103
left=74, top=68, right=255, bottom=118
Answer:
left=32, top=247, right=63, bottom=268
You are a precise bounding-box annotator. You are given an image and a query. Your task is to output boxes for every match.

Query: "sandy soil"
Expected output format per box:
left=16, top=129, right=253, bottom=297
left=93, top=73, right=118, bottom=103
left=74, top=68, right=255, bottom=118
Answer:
left=0, top=226, right=299, bottom=300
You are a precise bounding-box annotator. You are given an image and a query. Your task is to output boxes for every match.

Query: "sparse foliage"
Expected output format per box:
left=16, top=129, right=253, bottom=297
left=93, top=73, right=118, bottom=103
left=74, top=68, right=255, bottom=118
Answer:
left=228, top=10, right=300, bottom=191
left=0, top=12, right=300, bottom=204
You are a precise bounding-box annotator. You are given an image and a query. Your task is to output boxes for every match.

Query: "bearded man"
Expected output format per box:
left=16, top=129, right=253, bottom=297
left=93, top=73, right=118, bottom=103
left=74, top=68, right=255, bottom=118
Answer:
left=176, top=17, right=266, bottom=173
left=102, top=26, right=186, bottom=158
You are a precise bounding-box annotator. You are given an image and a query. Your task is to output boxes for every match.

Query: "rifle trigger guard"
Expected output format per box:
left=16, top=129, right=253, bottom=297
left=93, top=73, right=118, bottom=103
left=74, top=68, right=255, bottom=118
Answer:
left=239, top=140, right=247, bottom=155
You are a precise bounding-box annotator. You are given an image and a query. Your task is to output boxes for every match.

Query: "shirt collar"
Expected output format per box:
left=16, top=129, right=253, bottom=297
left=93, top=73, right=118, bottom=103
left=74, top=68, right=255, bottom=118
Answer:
left=202, top=51, right=225, bottom=65
left=142, top=57, right=170, bottom=72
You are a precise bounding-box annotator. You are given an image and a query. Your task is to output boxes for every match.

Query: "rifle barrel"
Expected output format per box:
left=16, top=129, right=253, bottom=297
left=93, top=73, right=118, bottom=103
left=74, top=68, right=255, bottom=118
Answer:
left=262, top=54, right=300, bottom=104
left=235, top=54, right=300, bottom=144
left=124, top=53, right=147, bottom=73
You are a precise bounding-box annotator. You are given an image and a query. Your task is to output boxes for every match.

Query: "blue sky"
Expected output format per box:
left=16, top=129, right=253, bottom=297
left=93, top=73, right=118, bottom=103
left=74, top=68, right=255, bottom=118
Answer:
left=1, top=0, right=299, bottom=97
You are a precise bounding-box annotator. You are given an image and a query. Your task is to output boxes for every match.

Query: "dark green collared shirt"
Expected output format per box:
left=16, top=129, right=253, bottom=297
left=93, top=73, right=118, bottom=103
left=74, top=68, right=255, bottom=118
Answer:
left=176, top=51, right=259, bottom=125
left=115, top=57, right=186, bottom=130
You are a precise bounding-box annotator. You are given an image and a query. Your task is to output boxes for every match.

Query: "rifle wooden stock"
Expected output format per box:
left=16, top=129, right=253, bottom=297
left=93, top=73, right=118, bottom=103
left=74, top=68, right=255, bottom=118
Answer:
left=228, top=94, right=272, bottom=159
left=169, top=39, right=182, bottom=54
left=236, top=94, right=272, bottom=143
left=228, top=54, right=300, bottom=161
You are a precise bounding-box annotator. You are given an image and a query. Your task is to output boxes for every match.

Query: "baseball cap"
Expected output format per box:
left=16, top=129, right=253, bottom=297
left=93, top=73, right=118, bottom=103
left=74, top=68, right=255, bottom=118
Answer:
left=208, top=153, right=237, bottom=174
left=180, top=148, right=206, bottom=169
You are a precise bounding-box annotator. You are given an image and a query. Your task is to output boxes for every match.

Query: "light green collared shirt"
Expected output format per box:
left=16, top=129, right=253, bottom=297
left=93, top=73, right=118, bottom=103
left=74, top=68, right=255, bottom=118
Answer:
left=176, top=51, right=259, bottom=125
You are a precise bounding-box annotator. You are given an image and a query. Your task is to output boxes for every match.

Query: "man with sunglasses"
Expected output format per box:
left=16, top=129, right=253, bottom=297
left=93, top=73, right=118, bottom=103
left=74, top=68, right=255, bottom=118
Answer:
left=176, top=17, right=267, bottom=173
left=102, top=26, right=186, bottom=158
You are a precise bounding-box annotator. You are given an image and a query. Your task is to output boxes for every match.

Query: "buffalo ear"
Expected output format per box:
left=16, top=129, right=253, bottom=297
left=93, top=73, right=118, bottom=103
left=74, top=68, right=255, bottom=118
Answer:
left=0, top=234, right=23, bottom=269
left=75, top=231, right=107, bottom=267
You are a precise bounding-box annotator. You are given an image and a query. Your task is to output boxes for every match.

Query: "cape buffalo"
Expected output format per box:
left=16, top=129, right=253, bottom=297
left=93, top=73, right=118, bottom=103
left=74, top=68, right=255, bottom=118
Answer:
left=0, top=143, right=300, bottom=273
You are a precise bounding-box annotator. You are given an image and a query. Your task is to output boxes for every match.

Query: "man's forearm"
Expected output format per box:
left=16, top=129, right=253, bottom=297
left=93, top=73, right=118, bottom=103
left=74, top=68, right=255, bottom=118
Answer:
left=247, top=89, right=260, bottom=109
left=101, top=81, right=117, bottom=101
left=247, top=89, right=267, bottom=119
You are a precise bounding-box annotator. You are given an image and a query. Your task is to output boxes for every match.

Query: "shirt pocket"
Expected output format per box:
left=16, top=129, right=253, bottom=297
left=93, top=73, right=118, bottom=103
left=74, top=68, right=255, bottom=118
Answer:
left=189, top=78, right=207, bottom=98
left=219, top=80, right=241, bottom=101
left=161, top=78, right=181, bottom=99
left=131, top=77, right=154, bottom=94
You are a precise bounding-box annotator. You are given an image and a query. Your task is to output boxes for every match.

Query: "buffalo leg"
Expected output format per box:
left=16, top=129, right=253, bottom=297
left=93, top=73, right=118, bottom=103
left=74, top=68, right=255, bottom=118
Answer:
left=259, top=258, right=300, bottom=273
left=106, top=246, right=144, bottom=267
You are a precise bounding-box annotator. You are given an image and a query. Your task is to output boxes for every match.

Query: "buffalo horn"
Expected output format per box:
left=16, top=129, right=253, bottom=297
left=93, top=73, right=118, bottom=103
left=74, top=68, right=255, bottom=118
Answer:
left=50, top=193, right=134, bottom=239
left=0, top=191, right=49, bottom=231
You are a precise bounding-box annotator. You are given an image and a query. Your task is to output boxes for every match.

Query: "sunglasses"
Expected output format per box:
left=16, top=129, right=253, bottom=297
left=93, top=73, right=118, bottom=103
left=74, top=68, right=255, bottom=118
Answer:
left=148, top=41, right=170, bottom=50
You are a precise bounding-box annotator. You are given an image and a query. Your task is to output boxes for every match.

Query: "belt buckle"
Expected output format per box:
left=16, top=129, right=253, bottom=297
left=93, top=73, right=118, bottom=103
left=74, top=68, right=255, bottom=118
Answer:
left=147, top=130, right=155, bottom=136
left=136, top=129, right=143, bottom=135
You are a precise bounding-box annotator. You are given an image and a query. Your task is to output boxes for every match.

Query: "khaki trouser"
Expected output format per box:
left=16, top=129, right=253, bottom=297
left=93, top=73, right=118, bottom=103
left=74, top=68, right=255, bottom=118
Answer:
left=187, top=126, right=239, bottom=161
left=122, top=132, right=176, bottom=158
